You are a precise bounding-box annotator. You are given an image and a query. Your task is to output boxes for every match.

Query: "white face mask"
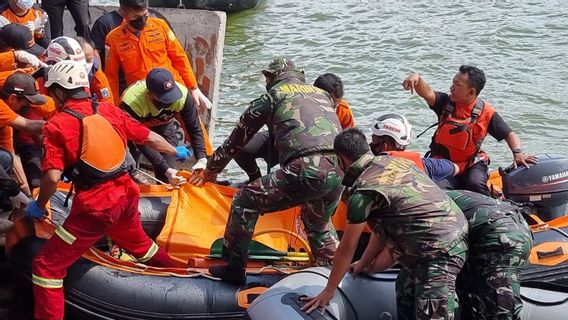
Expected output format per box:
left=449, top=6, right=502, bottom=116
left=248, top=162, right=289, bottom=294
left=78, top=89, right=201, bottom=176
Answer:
left=85, top=62, right=94, bottom=73
left=15, top=0, right=35, bottom=11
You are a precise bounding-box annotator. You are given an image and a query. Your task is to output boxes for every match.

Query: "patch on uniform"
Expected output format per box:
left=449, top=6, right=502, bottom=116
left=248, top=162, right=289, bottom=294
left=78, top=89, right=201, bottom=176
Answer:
left=100, top=88, right=110, bottom=99
left=105, top=45, right=110, bottom=60
left=168, top=30, right=176, bottom=41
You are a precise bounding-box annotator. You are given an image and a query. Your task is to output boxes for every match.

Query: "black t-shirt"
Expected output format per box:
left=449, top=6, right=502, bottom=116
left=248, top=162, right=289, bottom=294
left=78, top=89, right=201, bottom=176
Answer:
left=90, top=10, right=123, bottom=69
left=431, top=91, right=512, bottom=141
left=90, top=10, right=127, bottom=95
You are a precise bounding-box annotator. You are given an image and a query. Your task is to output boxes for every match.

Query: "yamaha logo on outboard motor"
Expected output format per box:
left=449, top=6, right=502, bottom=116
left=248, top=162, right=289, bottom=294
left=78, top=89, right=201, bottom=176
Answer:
left=542, top=170, right=568, bottom=184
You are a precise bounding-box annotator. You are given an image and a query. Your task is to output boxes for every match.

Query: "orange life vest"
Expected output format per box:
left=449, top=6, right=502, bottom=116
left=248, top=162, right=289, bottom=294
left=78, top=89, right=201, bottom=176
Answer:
left=63, top=101, right=127, bottom=190
left=384, top=150, right=425, bottom=172
left=430, top=99, right=495, bottom=173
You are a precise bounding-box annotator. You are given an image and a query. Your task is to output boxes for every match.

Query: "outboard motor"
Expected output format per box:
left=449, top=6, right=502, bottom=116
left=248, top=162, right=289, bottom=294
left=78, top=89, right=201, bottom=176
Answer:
left=501, top=154, right=568, bottom=221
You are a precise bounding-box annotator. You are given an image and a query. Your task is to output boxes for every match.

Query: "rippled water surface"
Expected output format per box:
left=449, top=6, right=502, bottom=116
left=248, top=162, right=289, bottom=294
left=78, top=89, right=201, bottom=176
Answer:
left=105, top=0, right=568, bottom=179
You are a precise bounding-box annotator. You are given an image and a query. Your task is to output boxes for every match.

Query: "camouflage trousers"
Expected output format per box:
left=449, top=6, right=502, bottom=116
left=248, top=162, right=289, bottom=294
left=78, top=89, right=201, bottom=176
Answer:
left=457, top=215, right=533, bottom=320
left=396, top=239, right=468, bottom=320
left=221, top=153, right=343, bottom=268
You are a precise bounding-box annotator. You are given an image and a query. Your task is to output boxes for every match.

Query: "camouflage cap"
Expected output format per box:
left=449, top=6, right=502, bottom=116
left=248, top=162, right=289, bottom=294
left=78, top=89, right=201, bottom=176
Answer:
left=261, top=57, right=296, bottom=76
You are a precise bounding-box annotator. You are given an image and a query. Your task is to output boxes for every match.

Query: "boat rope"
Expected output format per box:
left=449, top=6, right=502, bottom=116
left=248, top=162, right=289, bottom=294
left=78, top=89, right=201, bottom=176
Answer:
left=87, top=248, right=215, bottom=278
left=521, top=293, right=568, bottom=306
left=550, top=226, right=568, bottom=240
left=248, top=265, right=293, bottom=275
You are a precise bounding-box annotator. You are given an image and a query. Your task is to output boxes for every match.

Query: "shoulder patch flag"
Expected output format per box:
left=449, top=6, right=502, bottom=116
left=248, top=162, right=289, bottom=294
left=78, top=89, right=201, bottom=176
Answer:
left=100, top=88, right=110, bottom=99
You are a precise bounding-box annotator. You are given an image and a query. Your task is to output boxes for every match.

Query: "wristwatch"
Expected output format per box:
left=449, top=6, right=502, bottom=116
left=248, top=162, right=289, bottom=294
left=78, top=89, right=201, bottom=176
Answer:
left=511, top=148, right=523, bottom=154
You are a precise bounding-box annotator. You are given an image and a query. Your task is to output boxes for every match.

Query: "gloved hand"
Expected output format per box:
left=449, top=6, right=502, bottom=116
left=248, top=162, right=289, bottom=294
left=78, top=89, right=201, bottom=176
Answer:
left=33, top=11, right=49, bottom=35
left=175, top=146, right=192, bottom=161
left=24, top=20, right=35, bottom=33
left=10, top=192, right=31, bottom=210
left=0, top=16, right=9, bottom=28
left=14, top=50, right=47, bottom=68
left=190, top=87, right=212, bottom=113
left=191, top=158, right=207, bottom=172
left=165, top=168, right=187, bottom=186
left=26, top=201, right=47, bottom=219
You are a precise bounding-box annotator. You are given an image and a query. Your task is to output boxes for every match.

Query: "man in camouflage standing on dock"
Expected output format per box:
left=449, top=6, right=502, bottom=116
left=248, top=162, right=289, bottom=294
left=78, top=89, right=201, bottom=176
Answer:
left=190, top=57, right=344, bottom=285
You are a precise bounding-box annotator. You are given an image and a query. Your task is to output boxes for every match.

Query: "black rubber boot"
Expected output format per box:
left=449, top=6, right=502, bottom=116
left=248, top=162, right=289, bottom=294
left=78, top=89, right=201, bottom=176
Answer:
left=209, top=264, right=246, bottom=286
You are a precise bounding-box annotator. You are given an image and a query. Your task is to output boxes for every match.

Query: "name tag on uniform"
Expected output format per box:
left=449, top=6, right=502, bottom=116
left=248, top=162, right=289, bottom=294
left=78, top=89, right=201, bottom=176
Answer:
left=147, top=30, right=165, bottom=44
left=118, top=43, right=135, bottom=54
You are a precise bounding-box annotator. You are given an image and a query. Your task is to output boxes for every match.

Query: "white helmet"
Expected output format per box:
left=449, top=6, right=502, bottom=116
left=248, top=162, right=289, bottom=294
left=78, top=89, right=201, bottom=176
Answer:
left=370, top=113, right=413, bottom=146
left=46, top=36, right=86, bottom=65
left=45, top=60, right=90, bottom=89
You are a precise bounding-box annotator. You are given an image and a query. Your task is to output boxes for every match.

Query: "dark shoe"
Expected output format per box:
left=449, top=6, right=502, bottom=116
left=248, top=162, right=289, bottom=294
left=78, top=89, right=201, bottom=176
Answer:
left=209, top=264, right=246, bottom=285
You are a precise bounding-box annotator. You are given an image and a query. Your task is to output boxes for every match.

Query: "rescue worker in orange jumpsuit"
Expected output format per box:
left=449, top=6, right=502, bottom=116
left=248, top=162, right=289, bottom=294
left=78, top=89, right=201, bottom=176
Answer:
left=0, top=72, right=45, bottom=170
left=0, top=72, right=53, bottom=190
left=1, top=0, right=50, bottom=48
left=0, top=71, right=44, bottom=231
left=26, top=60, right=191, bottom=320
left=104, top=0, right=212, bottom=111
left=0, top=23, right=46, bottom=86
left=403, top=65, right=538, bottom=195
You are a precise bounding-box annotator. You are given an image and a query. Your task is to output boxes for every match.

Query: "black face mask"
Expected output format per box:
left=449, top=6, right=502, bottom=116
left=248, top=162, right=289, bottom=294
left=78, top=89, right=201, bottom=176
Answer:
left=153, top=99, right=170, bottom=110
left=369, top=142, right=382, bottom=156
left=129, top=15, right=148, bottom=31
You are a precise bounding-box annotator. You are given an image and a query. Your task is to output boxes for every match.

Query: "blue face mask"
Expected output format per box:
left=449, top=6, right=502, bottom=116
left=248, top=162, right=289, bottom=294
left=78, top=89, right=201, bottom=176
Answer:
left=16, top=0, right=35, bottom=10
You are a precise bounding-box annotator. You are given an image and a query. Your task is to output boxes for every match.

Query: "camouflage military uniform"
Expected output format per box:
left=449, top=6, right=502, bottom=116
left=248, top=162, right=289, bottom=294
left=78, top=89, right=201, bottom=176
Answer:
left=447, top=190, right=533, bottom=320
left=344, top=154, right=468, bottom=320
left=207, top=58, right=344, bottom=268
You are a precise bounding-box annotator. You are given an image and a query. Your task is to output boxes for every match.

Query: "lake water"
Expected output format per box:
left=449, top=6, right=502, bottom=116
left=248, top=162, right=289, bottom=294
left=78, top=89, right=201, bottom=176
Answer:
left=104, top=0, right=568, bottom=180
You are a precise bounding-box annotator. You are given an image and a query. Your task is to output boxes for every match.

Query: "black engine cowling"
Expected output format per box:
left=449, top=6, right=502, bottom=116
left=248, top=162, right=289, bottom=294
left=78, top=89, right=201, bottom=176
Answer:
left=502, top=154, right=568, bottom=221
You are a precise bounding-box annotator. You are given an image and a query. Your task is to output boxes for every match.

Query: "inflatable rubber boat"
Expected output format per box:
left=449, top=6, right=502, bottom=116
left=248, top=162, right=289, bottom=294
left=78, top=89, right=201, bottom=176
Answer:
left=148, top=0, right=264, bottom=12
left=246, top=154, right=568, bottom=320
left=7, top=182, right=314, bottom=319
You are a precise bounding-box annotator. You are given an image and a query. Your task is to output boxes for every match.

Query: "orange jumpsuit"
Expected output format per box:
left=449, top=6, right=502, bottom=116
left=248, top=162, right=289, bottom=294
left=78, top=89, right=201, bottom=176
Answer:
left=90, top=67, right=114, bottom=105
left=0, top=100, right=18, bottom=153
left=1, top=6, right=49, bottom=48
left=0, top=51, right=35, bottom=87
left=104, top=18, right=198, bottom=106
left=336, top=98, right=356, bottom=129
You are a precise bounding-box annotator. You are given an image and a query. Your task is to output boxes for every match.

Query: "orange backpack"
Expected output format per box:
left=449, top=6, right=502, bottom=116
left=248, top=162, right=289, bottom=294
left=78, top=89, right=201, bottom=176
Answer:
left=63, top=101, right=127, bottom=191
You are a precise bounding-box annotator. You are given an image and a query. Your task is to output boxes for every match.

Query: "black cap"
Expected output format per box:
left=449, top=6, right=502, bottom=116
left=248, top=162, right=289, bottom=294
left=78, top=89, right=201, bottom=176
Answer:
left=119, top=0, right=148, bottom=8
left=146, top=68, right=182, bottom=104
left=2, top=73, right=47, bottom=105
left=0, top=23, right=44, bottom=57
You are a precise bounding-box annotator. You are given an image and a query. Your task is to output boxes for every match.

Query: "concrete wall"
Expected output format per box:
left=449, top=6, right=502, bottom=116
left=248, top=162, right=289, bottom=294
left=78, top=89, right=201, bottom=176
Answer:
left=62, top=6, right=226, bottom=135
